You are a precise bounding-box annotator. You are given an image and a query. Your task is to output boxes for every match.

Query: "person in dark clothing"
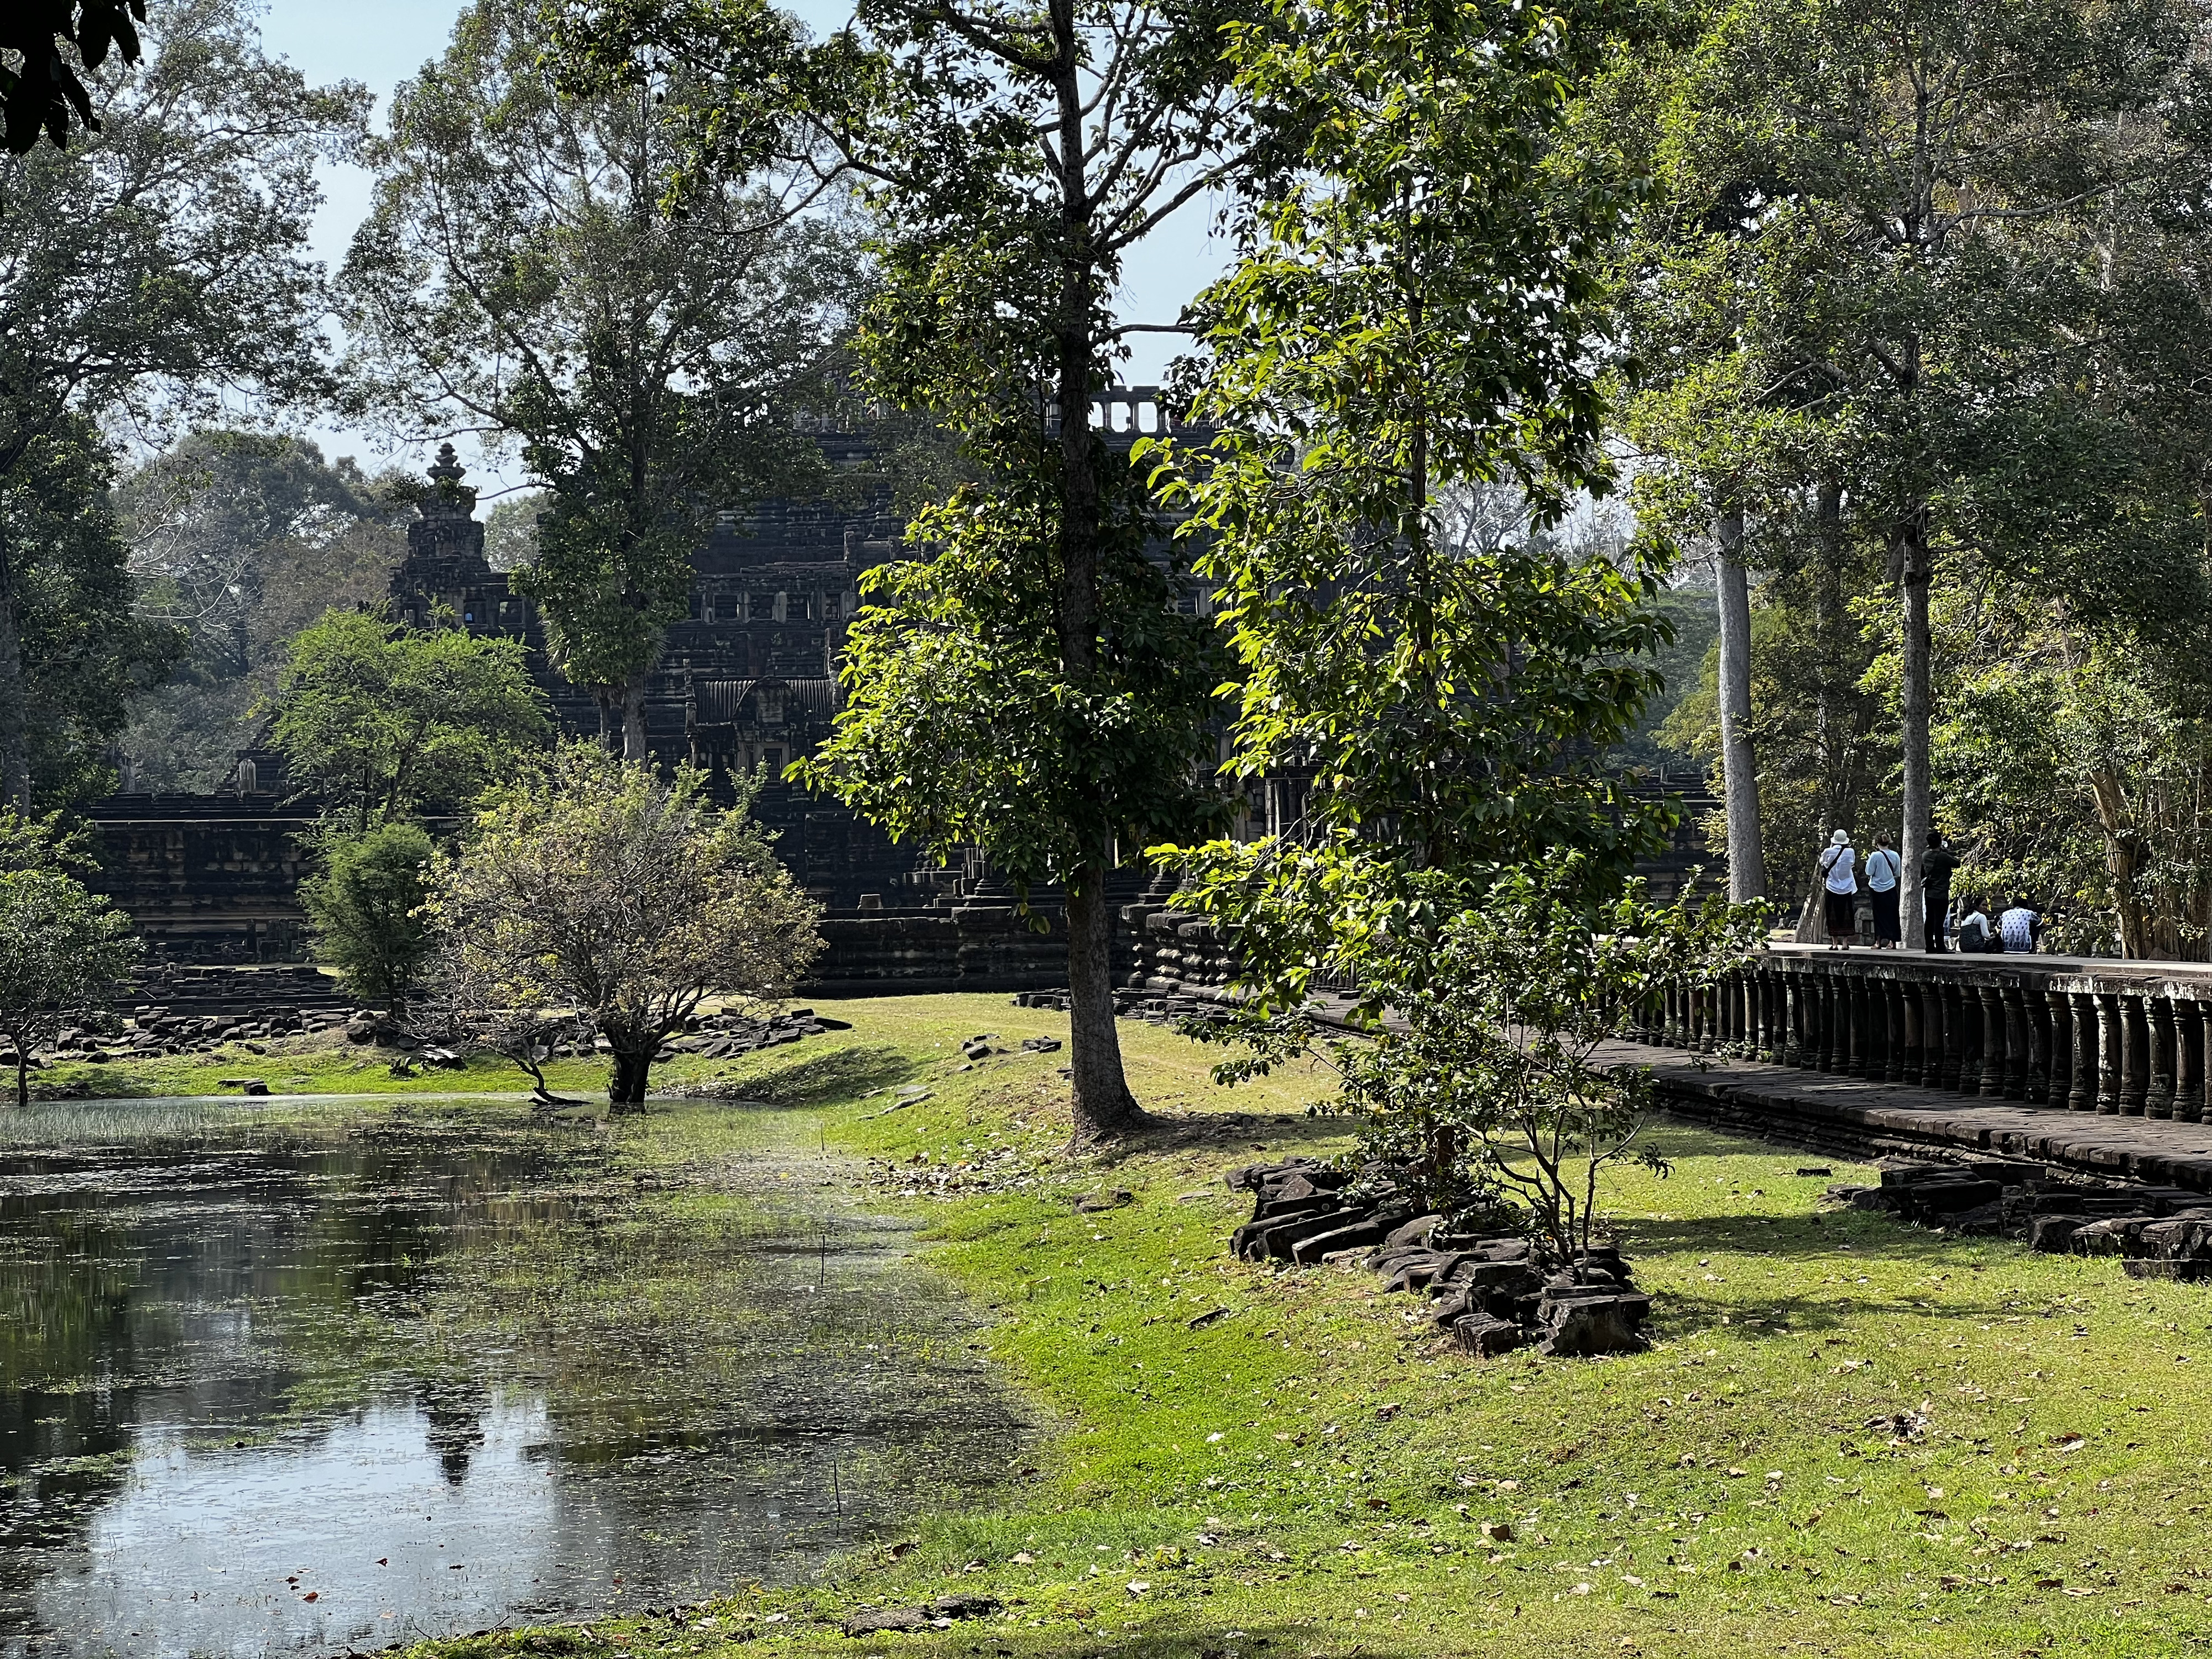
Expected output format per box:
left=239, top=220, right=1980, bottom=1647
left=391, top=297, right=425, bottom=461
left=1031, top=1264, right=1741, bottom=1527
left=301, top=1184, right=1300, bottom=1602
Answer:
left=1920, top=830, right=1959, bottom=952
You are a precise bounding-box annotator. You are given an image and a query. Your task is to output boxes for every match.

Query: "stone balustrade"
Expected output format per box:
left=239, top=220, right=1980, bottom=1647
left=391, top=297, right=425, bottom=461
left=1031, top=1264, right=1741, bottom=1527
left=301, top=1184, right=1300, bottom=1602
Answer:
left=1631, top=946, right=2212, bottom=1121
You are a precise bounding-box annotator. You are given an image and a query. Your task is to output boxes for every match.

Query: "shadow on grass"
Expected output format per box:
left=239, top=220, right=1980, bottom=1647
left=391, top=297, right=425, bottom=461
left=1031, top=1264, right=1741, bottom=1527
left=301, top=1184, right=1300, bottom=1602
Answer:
left=689, top=1042, right=921, bottom=1109
left=1089, top=1107, right=1353, bottom=1171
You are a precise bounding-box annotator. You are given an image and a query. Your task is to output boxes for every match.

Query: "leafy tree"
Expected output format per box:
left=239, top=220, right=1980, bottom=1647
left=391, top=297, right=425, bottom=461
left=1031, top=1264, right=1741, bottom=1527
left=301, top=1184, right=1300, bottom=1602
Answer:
left=116, top=430, right=414, bottom=794
left=0, top=807, right=97, bottom=876
left=1154, top=0, right=1674, bottom=1033
left=1319, top=863, right=1761, bottom=1255
left=298, top=820, right=437, bottom=1013
left=4, top=419, right=181, bottom=806
left=0, top=0, right=364, bottom=808
left=0, top=866, right=135, bottom=1109
left=343, top=0, right=852, bottom=756
left=1610, top=0, right=2212, bottom=946
left=2, top=2, right=145, bottom=152
left=264, top=607, right=550, bottom=827
left=554, top=0, right=1264, bottom=1138
left=432, top=744, right=823, bottom=1108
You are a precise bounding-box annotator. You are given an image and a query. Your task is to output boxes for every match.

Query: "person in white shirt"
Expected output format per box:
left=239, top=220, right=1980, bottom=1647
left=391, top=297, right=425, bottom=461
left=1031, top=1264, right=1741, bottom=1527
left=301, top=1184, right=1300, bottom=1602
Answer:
left=1818, top=830, right=1858, bottom=949
left=1957, top=900, right=1994, bottom=953
left=1863, top=832, right=1902, bottom=948
left=1999, top=898, right=2042, bottom=953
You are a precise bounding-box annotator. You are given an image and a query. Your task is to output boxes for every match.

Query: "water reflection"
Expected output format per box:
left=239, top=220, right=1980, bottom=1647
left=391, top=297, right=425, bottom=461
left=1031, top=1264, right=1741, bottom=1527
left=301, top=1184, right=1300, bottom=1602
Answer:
left=0, top=1103, right=1029, bottom=1657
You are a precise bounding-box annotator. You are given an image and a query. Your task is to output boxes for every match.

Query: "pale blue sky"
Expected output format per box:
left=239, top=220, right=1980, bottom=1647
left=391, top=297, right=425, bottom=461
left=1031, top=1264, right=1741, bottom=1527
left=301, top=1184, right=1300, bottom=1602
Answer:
left=255, top=1, right=1225, bottom=492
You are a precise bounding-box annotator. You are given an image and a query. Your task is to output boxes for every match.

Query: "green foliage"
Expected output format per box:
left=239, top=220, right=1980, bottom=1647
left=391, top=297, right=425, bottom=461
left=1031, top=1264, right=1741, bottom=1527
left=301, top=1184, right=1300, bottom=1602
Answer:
left=1932, top=602, right=2212, bottom=959
left=1610, top=0, right=2212, bottom=941
left=116, top=430, right=414, bottom=794
left=298, top=820, right=437, bottom=1013
left=0, top=807, right=97, bottom=877
left=432, top=743, right=824, bottom=1105
left=0, top=865, right=135, bottom=1108
left=264, top=607, right=549, bottom=826
left=1319, top=864, right=1764, bottom=1255
left=1, top=419, right=181, bottom=807
left=1154, top=0, right=1675, bottom=1021
left=800, top=489, right=1228, bottom=891
left=344, top=0, right=851, bottom=751
left=0, top=0, right=364, bottom=806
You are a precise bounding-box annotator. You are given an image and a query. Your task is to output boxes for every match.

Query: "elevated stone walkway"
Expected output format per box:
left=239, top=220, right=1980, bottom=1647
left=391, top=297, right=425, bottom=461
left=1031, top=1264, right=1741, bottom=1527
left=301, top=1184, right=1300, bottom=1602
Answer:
left=1607, top=1039, right=2212, bottom=1192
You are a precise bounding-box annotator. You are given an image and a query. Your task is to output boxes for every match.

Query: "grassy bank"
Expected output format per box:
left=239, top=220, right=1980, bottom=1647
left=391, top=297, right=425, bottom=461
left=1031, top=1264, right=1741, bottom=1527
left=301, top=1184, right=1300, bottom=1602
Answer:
left=62, top=994, right=2212, bottom=1656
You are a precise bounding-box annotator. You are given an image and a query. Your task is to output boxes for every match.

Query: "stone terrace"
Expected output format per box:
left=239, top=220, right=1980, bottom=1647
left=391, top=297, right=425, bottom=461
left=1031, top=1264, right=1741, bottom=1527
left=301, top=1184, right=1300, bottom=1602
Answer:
left=1621, top=943, right=2212, bottom=1191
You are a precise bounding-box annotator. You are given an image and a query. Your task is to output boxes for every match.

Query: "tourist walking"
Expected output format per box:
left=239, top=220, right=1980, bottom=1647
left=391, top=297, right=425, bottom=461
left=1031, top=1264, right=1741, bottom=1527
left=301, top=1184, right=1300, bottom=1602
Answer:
left=1920, top=828, right=1959, bottom=952
left=1818, top=830, right=1858, bottom=950
left=1863, top=832, right=1902, bottom=947
left=1999, top=896, right=2043, bottom=953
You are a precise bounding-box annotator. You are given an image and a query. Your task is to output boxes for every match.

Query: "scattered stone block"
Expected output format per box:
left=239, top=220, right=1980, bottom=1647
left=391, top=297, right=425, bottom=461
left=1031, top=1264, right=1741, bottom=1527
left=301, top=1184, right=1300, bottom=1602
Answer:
left=841, top=1608, right=930, bottom=1636
left=1073, top=1190, right=1134, bottom=1213
left=1451, top=1315, right=1526, bottom=1358
left=2028, top=1215, right=2088, bottom=1253
left=1537, top=1293, right=1652, bottom=1357
left=1382, top=1214, right=1440, bottom=1251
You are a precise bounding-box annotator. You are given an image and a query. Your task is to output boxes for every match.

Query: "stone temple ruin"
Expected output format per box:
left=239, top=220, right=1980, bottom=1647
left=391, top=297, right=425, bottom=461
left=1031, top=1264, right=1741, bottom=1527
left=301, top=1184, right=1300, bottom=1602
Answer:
left=88, top=393, right=1215, bottom=994
left=85, top=389, right=1715, bottom=1001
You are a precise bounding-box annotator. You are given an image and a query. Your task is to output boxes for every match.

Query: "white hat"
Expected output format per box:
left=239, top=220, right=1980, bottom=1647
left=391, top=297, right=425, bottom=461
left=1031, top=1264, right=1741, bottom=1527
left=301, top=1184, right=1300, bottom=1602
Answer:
left=1829, top=830, right=1850, bottom=846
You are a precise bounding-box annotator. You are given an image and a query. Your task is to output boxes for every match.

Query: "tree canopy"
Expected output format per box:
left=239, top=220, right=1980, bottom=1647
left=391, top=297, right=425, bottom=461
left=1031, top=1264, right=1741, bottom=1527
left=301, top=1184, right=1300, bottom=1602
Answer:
left=432, top=744, right=823, bottom=1107
left=0, top=0, right=364, bottom=808
left=117, top=431, right=415, bottom=794
left=344, top=0, right=854, bottom=755
left=1155, top=0, right=1675, bottom=1021
left=264, top=607, right=550, bottom=826
left=554, top=0, right=1262, bottom=1138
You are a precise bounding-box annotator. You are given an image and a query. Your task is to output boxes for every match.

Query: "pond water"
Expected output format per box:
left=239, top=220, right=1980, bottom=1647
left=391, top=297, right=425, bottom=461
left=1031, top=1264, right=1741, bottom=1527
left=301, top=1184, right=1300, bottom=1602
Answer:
left=0, top=1099, right=1030, bottom=1658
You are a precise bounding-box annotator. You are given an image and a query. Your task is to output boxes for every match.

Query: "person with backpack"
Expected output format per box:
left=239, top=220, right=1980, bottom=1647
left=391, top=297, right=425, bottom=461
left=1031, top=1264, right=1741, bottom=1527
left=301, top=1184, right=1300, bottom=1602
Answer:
left=1957, top=898, right=1994, bottom=954
left=1863, top=832, right=1903, bottom=948
left=1818, top=830, right=1858, bottom=950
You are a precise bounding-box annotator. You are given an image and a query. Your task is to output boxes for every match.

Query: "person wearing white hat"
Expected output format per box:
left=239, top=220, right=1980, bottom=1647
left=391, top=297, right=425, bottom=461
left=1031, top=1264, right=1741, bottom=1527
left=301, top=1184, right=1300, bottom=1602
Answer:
left=1817, top=829, right=1858, bottom=949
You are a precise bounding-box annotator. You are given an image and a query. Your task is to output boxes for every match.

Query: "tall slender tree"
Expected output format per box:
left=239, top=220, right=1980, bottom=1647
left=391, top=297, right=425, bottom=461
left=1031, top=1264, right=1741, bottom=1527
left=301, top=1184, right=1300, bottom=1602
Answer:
left=550, top=0, right=1260, bottom=1138
left=1611, top=0, right=2212, bottom=947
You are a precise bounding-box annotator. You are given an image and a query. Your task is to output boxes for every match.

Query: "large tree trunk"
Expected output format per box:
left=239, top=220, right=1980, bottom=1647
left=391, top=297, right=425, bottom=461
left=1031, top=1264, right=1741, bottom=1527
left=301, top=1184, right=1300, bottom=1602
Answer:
left=0, top=513, right=30, bottom=812
left=2086, top=765, right=2151, bottom=957
left=1896, top=507, right=1933, bottom=955
left=1715, top=506, right=1766, bottom=902
left=1812, top=479, right=1851, bottom=838
left=1045, top=17, right=1144, bottom=1138
left=608, top=1045, right=653, bottom=1109
left=1065, top=865, right=1144, bottom=1139
left=621, top=680, right=648, bottom=761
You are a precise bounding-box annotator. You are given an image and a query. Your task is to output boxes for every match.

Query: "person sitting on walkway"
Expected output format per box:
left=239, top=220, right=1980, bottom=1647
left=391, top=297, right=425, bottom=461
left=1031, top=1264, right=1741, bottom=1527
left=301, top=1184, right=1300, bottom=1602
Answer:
left=1921, top=828, right=1959, bottom=952
left=1957, top=898, right=1994, bottom=953
left=1999, top=896, right=2043, bottom=953
left=1819, top=830, right=1858, bottom=950
left=1864, top=832, right=1902, bottom=948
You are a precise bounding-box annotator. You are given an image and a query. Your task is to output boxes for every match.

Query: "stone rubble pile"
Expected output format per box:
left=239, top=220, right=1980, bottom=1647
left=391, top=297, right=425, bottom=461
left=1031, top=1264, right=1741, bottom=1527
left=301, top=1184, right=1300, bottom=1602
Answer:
left=654, top=1008, right=846, bottom=1063
left=28, top=1006, right=342, bottom=1066
left=1224, top=1157, right=1652, bottom=1358
left=1832, top=1158, right=2212, bottom=1279
left=1010, top=987, right=1229, bottom=1030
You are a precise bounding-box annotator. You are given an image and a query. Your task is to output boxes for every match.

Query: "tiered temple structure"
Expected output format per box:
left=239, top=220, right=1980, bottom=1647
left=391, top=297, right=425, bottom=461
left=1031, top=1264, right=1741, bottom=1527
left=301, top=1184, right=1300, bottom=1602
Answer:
left=86, top=394, right=1217, bottom=987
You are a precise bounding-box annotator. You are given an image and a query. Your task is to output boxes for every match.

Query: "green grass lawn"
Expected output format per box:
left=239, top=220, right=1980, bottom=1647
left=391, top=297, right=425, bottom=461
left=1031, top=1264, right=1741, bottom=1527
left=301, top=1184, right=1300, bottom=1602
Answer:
left=64, top=993, right=2212, bottom=1656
